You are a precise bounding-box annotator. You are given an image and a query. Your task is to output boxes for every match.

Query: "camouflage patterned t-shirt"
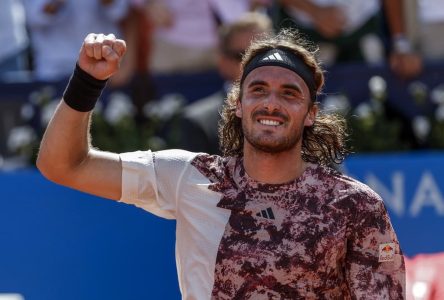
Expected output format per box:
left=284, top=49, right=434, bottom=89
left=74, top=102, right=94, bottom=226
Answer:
left=119, top=149, right=405, bottom=300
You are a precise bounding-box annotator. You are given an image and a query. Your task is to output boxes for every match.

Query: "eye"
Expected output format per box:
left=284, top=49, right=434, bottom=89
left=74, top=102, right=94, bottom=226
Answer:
left=282, top=89, right=304, bottom=100
left=283, top=89, right=297, bottom=97
left=283, top=89, right=296, bottom=96
left=251, top=86, right=266, bottom=95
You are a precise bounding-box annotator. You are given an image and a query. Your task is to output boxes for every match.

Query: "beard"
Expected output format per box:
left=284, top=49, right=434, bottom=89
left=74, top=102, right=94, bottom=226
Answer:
left=242, top=116, right=303, bottom=154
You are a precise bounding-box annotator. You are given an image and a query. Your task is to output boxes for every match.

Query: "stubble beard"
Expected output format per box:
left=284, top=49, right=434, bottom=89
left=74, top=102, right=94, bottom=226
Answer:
left=242, top=122, right=303, bottom=154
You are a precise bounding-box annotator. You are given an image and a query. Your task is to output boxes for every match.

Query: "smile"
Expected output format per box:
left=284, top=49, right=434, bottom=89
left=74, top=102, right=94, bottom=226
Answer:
left=258, top=119, right=282, bottom=126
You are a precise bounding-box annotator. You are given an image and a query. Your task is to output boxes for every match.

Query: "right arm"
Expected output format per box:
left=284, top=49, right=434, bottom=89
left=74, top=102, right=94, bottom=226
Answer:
left=36, top=33, right=127, bottom=201
left=382, top=0, right=422, bottom=79
left=279, top=0, right=346, bottom=38
left=345, top=192, right=405, bottom=298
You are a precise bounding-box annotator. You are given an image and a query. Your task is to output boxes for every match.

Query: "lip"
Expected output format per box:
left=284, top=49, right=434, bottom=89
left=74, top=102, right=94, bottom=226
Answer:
left=256, top=117, right=284, bottom=126
left=254, top=113, right=288, bottom=126
left=253, top=110, right=288, bottom=124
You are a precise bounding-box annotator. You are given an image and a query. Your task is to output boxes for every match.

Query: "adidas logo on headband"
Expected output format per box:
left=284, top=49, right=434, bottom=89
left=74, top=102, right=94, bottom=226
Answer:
left=241, top=48, right=317, bottom=101
left=261, top=52, right=284, bottom=61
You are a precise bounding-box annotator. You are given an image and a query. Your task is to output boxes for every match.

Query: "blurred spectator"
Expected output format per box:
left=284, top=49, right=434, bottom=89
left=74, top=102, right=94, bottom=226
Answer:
left=144, top=0, right=251, bottom=75
left=110, top=0, right=152, bottom=87
left=0, top=0, right=29, bottom=77
left=383, top=0, right=423, bottom=79
left=405, top=252, right=444, bottom=299
left=23, top=0, right=129, bottom=82
left=273, top=0, right=422, bottom=79
left=110, top=0, right=156, bottom=121
left=167, top=12, right=273, bottom=154
left=405, top=0, right=444, bottom=62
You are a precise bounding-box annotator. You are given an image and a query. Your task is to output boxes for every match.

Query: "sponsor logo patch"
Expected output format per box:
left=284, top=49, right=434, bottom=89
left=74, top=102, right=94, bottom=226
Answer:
left=379, top=242, right=396, bottom=262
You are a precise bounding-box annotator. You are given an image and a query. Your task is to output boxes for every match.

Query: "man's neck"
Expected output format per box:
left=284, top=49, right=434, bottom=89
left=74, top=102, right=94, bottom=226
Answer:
left=242, top=145, right=307, bottom=184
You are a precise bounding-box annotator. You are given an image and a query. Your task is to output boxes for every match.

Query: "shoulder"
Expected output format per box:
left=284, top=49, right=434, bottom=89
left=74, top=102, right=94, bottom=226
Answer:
left=191, top=153, right=235, bottom=183
left=153, top=149, right=201, bottom=163
left=313, top=166, right=392, bottom=231
left=314, top=164, right=384, bottom=207
left=121, top=149, right=201, bottom=171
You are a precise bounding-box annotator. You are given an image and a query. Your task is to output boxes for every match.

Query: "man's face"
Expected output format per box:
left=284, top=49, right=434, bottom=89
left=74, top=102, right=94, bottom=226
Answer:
left=236, top=66, right=317, bottom=153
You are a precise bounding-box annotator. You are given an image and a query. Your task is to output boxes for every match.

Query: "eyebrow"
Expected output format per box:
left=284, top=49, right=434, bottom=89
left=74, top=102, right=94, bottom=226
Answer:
left=282, top=83, right=303, bottom=94
left=247, top=80, right=267, bottom=88
left=247, top=80, right=303, bottom=94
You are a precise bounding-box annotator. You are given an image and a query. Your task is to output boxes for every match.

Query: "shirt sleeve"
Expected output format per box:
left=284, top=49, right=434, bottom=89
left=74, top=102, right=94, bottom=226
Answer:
left=119, top=149, right=197, bottom=219
left=345, top=189, right=406, bottom=299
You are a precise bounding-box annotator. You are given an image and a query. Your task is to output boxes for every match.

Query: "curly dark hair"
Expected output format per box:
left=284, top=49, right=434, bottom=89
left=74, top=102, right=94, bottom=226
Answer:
left=218, top=28, right=350, bottom=165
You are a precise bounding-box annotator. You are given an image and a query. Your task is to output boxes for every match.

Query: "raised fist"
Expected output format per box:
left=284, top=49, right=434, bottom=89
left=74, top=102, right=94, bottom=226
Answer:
left=78, top=33, right=127, bottom=80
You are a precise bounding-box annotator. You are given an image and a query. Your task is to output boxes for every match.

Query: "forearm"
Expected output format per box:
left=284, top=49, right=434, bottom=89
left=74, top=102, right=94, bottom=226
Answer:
left=279, top=0, right=345, bottom=38
left=382, top=0, right=405, bottom=37
left=279, top=0, right=319, bottom=16
left=383, top=0, right=422, bottom=79
left=37, top=101, right=93, bottom=182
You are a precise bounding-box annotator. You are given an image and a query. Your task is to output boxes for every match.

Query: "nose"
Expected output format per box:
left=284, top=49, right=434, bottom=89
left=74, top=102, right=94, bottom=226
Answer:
left=262, top=91, right=281, bottom=112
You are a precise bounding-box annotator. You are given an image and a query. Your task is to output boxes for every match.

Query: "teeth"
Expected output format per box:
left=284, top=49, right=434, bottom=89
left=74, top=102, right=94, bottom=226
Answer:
left=259, top=119, right=280, bottom=126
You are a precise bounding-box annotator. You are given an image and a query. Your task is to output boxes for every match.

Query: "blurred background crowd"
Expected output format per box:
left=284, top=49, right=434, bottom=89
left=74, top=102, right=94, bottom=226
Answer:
left=0, top=0, right=443, bottom=299
left=1, top=0, right=444, bottom=167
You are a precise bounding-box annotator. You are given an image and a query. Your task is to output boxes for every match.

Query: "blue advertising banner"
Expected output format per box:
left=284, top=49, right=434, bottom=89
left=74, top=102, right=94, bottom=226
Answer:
left=344, top=152, right=444, bottom=256
left=0, top=170, right=180, bottom=300
left=1, top=151, right=443, bottom=299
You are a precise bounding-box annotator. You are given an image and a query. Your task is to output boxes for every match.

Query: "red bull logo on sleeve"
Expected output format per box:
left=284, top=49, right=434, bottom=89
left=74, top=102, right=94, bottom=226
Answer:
left=379, top=242, right=396, bottom=262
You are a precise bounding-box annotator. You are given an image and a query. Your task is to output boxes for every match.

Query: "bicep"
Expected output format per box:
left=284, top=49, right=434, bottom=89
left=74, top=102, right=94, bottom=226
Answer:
left=67, top=149, right=122, bottom=201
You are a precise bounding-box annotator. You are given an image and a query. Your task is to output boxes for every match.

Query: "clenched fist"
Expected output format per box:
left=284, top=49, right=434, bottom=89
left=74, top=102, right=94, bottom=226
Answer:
left=78, top=33, right=126, bottom=81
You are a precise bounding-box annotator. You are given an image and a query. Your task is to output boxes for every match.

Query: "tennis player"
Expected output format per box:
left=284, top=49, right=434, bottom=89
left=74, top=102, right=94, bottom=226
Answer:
left=37, top=29, right=405, bottom=299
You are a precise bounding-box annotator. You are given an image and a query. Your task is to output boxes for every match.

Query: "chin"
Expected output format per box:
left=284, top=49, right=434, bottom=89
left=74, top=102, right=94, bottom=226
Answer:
left=248, top=139, right=298, bottom=154
left=243, top=124, right=302, bottom=154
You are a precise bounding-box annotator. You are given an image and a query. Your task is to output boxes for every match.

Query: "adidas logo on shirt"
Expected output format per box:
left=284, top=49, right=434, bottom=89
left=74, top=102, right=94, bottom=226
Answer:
left=261, top=52, right=283, bottom=61
left=256, top=207, right=275, bottom=220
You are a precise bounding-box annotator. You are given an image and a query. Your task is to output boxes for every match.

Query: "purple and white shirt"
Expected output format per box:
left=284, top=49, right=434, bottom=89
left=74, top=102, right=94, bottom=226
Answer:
left=120, top=149, right=405, bottom=299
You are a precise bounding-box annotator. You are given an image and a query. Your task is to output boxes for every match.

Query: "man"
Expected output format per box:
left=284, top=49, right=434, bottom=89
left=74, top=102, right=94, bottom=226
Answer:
left=23, top=0, right=128, bottom=81
left=37, top=30, right=405, bottom=299
left=274, top=0, right=422, bottom=79
left=169, top=12, right=272, bottom=154
left=144, top=0, right=250, bottom=75
left=0, top=0, right=29, bottom=75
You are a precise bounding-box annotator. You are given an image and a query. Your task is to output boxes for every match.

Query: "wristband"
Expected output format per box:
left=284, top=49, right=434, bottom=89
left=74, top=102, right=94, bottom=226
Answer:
left=392, top=35, right=413, bottom=54
left=63, top=63, right=108, bottom=112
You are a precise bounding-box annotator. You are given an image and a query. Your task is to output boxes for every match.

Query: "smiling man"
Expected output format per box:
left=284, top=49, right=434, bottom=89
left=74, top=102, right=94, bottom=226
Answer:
left=37, top=29, right=405, bottom=299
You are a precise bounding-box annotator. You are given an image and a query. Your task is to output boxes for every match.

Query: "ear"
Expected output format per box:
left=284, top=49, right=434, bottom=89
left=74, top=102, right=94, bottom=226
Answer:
left=235, top=98, right=242, bottom=118
left=304, top=103, right=318, bottom=127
